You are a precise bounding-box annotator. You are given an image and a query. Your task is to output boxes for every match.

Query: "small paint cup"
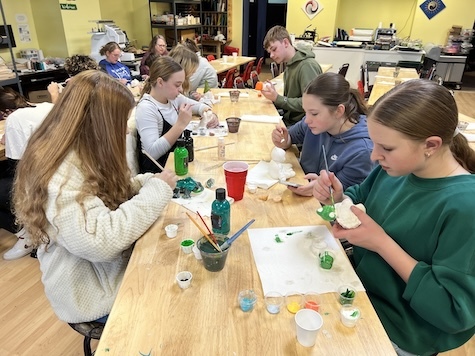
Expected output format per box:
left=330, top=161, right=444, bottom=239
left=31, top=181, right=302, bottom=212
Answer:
left=304, top=292, right=321, bottom=312
left=181, top=239, right=195, bottom=254
left=265, top=291, right=284, bottom=314
left=337, top=285, right=357, bottom=305
left=319, top=250, right=335, bottom=270
left=176, top=271, right=192, bottom=289
left=238, top=290, right=257, bottom=312
left=340, top=305, right=361, bottom=327
left=229, top=90, right=240, bottom=103
left=165, top=224, right=178, bottom=238
left=285, top=292, right=304, bottom=314
left=192, top=244, right=202, bottom=260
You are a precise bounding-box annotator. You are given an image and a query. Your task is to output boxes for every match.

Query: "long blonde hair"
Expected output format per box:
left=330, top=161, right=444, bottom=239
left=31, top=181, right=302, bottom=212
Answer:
left=13, top=70, right=136, bottom=247
left=169, top=44, right=199, bottom=94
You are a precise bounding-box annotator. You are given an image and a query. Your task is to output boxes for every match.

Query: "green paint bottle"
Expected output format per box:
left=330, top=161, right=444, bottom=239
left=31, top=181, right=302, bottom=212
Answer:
left=211, top=188, right=230, bottom=235
left=174, top=138, right=189, bottom=176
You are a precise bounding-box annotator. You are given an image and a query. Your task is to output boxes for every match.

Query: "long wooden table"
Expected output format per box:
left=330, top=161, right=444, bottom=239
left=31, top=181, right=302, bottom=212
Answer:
left=96, top=89, right=395, bottom=355
left=367, top=67, right=420, bottom=106
left=209, top=56, right=257, bottom=74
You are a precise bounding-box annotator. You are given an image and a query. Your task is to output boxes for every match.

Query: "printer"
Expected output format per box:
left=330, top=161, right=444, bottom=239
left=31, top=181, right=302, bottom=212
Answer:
left=90, top=20, right=131, bottom=62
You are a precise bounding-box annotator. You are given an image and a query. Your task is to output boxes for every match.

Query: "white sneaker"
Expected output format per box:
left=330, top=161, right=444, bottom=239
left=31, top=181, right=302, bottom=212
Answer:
left=3, top=228, right=34, bottom=260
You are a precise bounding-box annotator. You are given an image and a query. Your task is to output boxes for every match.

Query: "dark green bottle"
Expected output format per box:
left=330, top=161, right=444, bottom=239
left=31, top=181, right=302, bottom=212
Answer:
left=211, top=188, right=230, bottom=235
left=183, top=130, right=194, bottom=162
left=174, top=138, right=189, bottom=176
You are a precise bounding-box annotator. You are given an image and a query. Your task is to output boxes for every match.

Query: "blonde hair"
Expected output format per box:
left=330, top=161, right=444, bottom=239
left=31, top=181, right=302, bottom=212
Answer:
left=13, top=70, right=136, bottom=247
left=141, top=56, right=184, bottom=97
left=169, top=44, right=199, bottom=94
left=370, top=79, right=475, bottom=173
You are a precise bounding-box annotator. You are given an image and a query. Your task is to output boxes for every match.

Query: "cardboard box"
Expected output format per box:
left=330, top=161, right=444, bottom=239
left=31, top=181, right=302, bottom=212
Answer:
left=28, top=90, right=51, bottom=103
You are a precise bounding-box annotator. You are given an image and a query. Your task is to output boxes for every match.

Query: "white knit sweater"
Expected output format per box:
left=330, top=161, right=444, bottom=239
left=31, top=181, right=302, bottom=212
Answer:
left=37, top=152, right=173, bottom=323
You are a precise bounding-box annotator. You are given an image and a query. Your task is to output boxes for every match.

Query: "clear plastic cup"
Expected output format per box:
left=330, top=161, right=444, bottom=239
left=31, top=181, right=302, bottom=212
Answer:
left=265, top=291, right=284, bottom=314
left=337, top=285, right=357, bottom=305
left=285, top=292, right=304, bottom=314
left=340, top=305, right=361, bottom=327
left=304, top=292, right=321, bottom=312
left=238, top=290, right=257, bottom=312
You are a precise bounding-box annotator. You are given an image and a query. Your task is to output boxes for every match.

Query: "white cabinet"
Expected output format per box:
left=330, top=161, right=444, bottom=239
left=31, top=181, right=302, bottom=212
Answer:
left=312, top=47, right=425, bottom=88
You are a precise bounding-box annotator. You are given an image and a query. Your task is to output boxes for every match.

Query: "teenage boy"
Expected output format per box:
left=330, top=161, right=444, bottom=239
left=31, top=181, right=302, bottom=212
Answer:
left=262, top=25, right=322, bottom=126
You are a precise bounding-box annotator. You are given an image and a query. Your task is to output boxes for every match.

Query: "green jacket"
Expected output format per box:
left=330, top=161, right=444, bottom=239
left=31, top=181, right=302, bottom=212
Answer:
left=275, top=48, right=322, bottom=126
left=346, top=166, right=475, bottom=355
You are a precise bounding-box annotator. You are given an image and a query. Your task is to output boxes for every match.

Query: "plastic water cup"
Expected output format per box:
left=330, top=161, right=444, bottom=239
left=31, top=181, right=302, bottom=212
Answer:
left=197, top=235, right=230, bottom=272
left=229, top=90, right=240, bottom=103
left=226, top=117, right=241, bottom=133
left=222, top=55, right=228, bottom=63
left=232, top=52, right=238, bottom=60
left=223, top=161, right=248, bottom=201
left=176, top=271, right=192, bottom=289
left=340, top=305, right=361, bottom=327
left=295, top=309, right=323, bottom=347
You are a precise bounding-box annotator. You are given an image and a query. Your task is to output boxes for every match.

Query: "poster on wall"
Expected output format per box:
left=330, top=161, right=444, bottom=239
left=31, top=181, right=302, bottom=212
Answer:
left=419, top=0, right=446, bottom=20
left=18, top=24, right=31, bottom=42
left=301, top=0, right=323, bottom=20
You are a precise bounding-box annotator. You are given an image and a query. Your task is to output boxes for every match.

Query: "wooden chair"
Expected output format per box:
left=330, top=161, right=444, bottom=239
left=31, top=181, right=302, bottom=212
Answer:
left=222, top=68, right=237, bottom=88
left=249, top=70, right=259, bottom=89
left=270, top=62, right=279, bottom=78
left=254, top=57, right=264, bottom=75
left=338, top=63, right=350, bottom=78
left=206, top=54, right=215, bottom=62
left=234, top=76, right=245, bottom=89
left=69, top=321, right=105, bottom=356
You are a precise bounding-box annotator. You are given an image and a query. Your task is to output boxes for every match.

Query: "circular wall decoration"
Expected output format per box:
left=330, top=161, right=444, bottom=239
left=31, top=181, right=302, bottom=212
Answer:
left=301, top=0, right=323, bottom=20
left=419, top=0, right=446, bottom=20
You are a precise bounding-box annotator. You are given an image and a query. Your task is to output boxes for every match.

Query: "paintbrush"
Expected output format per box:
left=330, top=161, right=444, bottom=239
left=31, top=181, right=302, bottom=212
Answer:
left=321, top=145, right=335, bottom=208
left=196, top=211, right=217, bottom=244
left=141, top=149, right=165, bottom=171
left=186, top=212, right=222, bottom=252
left=195, top=142, right=236, bottom=151
left=220, top=219, right=255, bottom=250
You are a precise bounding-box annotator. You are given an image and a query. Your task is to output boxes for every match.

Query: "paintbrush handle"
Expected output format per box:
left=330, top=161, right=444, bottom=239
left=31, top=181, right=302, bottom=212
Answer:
left=186, top=212, right=222, bottom=252
left=195, top=142, right=235, bottom=151
left=141, top=150, right=165, bottom=171
left=221, top=219, right=255, bottom=250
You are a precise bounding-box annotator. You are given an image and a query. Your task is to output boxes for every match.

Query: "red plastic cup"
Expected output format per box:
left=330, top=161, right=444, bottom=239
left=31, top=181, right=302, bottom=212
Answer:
left=223, top=161, right=248, bottom=201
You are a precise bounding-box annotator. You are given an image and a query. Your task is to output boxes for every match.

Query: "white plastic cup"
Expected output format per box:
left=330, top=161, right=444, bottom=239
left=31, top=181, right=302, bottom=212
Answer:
left=176, top=271, right=192, bottom=289
left=295, top=309, right=323, bottom=347
left=165, top=224, right=178, bottom=238
left=192, top=244, right=202, bottom=260
left=232, top=52, right=238, bottom=60
left=222, top=55, right=228, bottom=63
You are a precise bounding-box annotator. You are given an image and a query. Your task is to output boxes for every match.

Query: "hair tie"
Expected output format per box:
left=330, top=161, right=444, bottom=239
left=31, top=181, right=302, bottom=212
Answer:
left=453, top=127, right=461, bottom=137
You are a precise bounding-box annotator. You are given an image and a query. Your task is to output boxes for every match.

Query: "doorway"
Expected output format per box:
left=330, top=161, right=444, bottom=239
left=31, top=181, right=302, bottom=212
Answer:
left=242, top=0, right=287, bottom=59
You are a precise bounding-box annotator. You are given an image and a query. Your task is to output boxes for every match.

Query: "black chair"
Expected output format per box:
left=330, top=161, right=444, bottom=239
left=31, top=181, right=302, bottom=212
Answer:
left=69, top=321, right=105, bottom=356
left=338, top=63, right=350, bottom=78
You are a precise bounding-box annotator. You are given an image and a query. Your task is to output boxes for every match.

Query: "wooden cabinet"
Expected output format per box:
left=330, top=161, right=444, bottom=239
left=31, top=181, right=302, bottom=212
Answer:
left=149, top=0, right=203, bottom=47
left=201, top=0, right=232, bottom=41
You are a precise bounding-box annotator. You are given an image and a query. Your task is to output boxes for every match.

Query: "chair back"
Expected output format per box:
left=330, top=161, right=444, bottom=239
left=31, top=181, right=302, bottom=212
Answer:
left=241, top=62, right=254, bottom=83
left=270, top=62, right=279, bottom=78
left=255, top=57, right=264, bottom=74
left=222, top=68, right=237, bottom=88
left=338, top=63, right=350, bottom=77
left=250, top=70, right=259, bottom=89
left=234, top=76, right=245, bottom=89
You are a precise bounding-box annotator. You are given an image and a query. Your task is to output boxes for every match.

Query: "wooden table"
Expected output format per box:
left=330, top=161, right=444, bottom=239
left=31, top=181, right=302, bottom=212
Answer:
left=0, top=120, right=5, bottom=161
left=209, top=56, right=257, bottom=74
left=367, top=67, right=420, bottom=106
left=96, top=89, right=395, bottom=355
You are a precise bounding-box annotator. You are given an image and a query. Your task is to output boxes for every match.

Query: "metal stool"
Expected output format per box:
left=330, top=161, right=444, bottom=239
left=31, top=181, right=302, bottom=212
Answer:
left=68, top=321, right=105, bottom=356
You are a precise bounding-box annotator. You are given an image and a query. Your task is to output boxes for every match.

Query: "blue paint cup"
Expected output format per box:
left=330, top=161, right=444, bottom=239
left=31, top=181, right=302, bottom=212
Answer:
left=238, top=290, right=257, bottom=312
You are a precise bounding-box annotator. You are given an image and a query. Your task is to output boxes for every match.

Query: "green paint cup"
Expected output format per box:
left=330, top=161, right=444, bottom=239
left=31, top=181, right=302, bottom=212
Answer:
left=319, top=250, right=335, bottom=270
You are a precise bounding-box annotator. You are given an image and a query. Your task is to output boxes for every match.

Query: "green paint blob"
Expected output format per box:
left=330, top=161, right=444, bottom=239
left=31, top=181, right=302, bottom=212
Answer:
left=181, top=239, right=194, bottom=247
left=316, top=205, right=336, bottom=221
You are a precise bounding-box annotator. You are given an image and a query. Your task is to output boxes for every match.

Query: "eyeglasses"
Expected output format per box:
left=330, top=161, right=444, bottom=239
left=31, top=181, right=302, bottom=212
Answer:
left=110, top=52, right=123, bottom=58
left=158, top=44, right=167, bottom=48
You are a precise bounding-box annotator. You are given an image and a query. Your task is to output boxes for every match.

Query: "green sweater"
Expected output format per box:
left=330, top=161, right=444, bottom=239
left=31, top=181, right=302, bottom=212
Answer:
left=275, top=48, right=322, bottom=126
left=346, top=166, right=475, bottom=355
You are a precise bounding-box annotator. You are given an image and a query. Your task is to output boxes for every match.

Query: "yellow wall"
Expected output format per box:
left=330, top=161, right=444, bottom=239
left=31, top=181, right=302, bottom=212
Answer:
left=286, top=0, right=339, bottom=41
left=0, top=0, right=39, bottom=59
left=60, top=0, right=102, bottom=56
left=411, top=0, right=475, bottom=45
left=336, top=0, right=417, bottom=39
left=31, top=0, right=67, bottom=58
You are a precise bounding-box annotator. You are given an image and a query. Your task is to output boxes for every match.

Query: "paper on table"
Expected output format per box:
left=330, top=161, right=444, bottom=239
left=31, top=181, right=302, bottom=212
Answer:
left=246, top=161, right=279, bottom=189
left=217, top=91, right=250, bottom=98
left=172, top=188, right=233, bottom=217
left=248, top=225, right=365, bottom=295
left=240, top=114, right=281, bottom=124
